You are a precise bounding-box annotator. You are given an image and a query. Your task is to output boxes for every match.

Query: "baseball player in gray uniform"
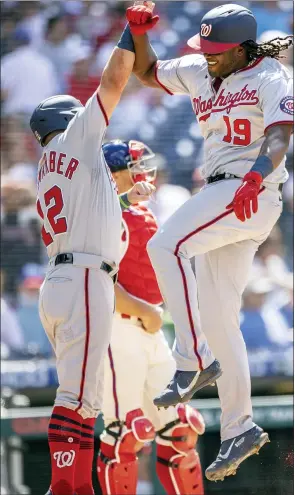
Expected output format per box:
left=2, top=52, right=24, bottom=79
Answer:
left=30, top=37, right=154, bottom=495
left=125, top=1, right=293, bottom=481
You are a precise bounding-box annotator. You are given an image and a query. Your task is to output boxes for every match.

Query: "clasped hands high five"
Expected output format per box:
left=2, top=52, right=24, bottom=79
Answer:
left=126, top=1, right=159, bottom=35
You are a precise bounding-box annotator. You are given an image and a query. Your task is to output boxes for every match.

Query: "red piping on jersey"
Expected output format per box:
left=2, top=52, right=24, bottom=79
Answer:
left=235, top=57, right=264, bottom=73
left=76, top=268, right=91, bottom=414
left=264, top=120, right=294, bottom=134
left=154, top=62, right=174, bottom=95
left=96, top=93, right=109, bottom=126
left=108, top=346, right=120, bottom=419
left=173, top=186, right=266, bottom=371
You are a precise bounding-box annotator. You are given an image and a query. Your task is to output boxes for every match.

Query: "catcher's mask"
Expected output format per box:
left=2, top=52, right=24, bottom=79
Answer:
left=102, top=139, right=157, bottom=184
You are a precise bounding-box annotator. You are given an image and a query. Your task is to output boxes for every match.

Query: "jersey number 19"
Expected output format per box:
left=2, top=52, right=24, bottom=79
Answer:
left=223, top=117, right=251, bottom=146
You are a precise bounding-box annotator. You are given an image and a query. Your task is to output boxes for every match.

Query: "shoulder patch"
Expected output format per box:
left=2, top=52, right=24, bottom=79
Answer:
left=280, top=96, right=293, bottom=115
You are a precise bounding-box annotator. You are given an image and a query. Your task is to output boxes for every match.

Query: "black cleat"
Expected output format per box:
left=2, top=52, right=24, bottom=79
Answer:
left=153, top=359, right=222, bottom=408
left=205, top=425, right=270, bottom=482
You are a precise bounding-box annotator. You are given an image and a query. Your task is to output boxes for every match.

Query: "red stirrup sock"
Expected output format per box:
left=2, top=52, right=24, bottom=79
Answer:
left=48, top=406, right=82, bottom=495
left=75, top=417, right=96, bottom=495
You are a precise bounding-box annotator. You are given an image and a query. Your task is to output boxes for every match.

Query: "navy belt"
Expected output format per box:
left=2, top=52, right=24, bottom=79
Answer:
left=206, top=173, right=283, bottom=192
left=54, top=253, right=118, bottom=283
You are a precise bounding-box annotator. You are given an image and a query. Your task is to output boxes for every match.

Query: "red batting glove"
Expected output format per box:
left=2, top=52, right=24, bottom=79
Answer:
left=126, top=3, right=159, bottom=36
left=226, top=171, right=263, bottom=222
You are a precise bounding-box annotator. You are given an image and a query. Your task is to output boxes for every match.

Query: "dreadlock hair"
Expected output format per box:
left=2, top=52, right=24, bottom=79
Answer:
left=241, top=36, right=294, bottom=62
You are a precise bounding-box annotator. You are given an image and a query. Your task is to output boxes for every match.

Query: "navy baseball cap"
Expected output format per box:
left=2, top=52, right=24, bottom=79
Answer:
left=188, top=4, right=257, bottom=54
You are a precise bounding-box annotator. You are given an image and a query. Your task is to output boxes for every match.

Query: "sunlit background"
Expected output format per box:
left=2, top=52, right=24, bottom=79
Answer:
left=1, top=1, right=293, bottom=494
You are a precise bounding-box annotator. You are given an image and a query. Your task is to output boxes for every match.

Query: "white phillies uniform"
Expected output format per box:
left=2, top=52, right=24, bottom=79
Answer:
left=101, top=204, right=178, bottom=443
left=37, top=93, right=122, bottom=419
left=148, top=56, right=293, bottom=441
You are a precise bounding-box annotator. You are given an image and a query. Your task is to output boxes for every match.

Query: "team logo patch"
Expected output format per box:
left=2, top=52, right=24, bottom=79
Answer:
left=200, top=23, right=212, bottom=37
left=280, top=96, right=293, bottom=115
left=53, top=450, right=75, bottom=468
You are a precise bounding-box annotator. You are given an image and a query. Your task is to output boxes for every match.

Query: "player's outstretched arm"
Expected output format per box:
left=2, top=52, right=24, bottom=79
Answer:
left=98, top=47, right=135, bottom=120
left=126, top=2, right=162, bottom=89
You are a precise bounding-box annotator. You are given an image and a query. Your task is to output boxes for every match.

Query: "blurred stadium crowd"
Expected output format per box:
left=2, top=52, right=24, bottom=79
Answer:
left=0, top=1, right=293, bottom=380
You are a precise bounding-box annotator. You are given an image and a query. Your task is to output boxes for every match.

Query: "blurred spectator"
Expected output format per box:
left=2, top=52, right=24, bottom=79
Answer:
left=107, top=77, right=155, bottom=141
left=16, top=266, right=52, bottom=357
left=1, top=114, right=39, bottom=177
left=1, top=26, right=59, bottom=116
left=279, top=288, right=293, bottom=330
left=251, top=0, right=293, bottom=36
left=1, top=271, right=25, bottom=358
left=41, top=7, right=83, bottom=91
left=1, top=179, right=42, bottom=303
left=15, top=0, right=46, bottom=48
left=150, top=166, right=192, bottom=226
left=67, top=43, right=100, bottom=105
left=250, top=227, right=293, bottom=300
left=279, top=173, right=294, bottom=269
left=0, top=4, right=18, bottom=58
left=241, top=278, right=293, bottom=351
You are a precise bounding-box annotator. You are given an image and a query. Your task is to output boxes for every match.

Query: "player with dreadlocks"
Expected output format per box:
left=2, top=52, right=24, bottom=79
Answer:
left=242, top=35, right=293, bottom=62
left=117, top=1, right=294, bottom=483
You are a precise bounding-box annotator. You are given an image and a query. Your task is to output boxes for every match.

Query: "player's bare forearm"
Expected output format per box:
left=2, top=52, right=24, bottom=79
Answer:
left=119, top=182, right=155, bottom=210
left=259, top=124, right=293, bottom=170
left=115, top=284, right=163, bottom=333
left=115, top=284, right=152, bottom=317
left=132, top=34, right=159, bottom=88
left=98, top=47, right=135, bottom=119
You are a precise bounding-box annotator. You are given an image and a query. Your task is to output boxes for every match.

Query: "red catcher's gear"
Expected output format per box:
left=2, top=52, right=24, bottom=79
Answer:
left=97, top=409, right=155, bottom=495
left=119, top=205, right=163, bottom=305
left=156, top=404, right=205, bottom=495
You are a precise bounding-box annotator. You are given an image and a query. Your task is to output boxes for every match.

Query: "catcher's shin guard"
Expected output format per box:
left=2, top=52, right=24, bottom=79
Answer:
left=97, top=409, right=155, bottom=495
left=156, top=404, right=205, bottom=495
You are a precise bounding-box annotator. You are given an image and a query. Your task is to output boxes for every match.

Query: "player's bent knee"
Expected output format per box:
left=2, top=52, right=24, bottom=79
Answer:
left=156, top=404, right=205, bottom=495
left=98, top=409, right=155, bottom=495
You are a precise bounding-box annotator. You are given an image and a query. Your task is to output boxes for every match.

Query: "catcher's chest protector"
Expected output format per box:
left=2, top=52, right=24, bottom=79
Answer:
left=118, top=204, right=163, bottom=305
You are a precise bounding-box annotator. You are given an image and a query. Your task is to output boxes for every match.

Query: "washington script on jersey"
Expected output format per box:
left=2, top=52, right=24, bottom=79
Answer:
left=193, top=84, right=259, bottom=122
left=37, top=151, right=79, bottom=188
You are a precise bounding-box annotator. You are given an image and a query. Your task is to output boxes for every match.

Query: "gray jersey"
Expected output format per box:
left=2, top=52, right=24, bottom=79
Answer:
left=36, top=92, right=122, bottom=264
left=156, top=56, right=293, bottom=183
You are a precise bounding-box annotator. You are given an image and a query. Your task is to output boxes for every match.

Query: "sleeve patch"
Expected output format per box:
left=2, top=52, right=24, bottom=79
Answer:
left=280, top=96, right=293, bottom=115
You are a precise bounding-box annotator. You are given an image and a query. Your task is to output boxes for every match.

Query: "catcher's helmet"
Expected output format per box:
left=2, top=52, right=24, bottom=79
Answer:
left=30, top=95, right=83, bottom=146
left=102, top=139, right=156, bottom=184
left=188, top=3, right=257, bottom=54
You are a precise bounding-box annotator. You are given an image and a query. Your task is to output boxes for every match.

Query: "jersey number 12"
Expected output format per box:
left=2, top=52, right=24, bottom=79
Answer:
left=37, top=185, right=67, bottom=247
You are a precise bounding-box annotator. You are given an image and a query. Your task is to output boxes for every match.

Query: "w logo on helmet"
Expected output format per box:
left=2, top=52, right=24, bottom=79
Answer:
left=200, top=24, right=212, bottom=37
left=53, top=450, right=76, bottom=468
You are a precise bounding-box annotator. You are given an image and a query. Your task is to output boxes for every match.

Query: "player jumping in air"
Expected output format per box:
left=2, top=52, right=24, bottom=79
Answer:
left=97, top=139, right=205, bottom=495
left=30, top=37, right=154, bottom=495
left=124, top=1, right=293, bottom=481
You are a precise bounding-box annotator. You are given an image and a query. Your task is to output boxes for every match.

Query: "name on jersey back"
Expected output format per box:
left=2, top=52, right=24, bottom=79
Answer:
left=37, top=151, right=79, bottom=189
